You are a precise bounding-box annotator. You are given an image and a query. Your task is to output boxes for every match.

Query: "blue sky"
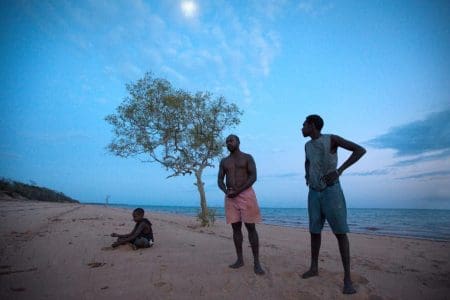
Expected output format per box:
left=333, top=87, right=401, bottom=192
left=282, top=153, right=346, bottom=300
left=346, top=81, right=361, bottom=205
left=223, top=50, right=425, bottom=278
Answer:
left=1, top=0, right=449, bottom=209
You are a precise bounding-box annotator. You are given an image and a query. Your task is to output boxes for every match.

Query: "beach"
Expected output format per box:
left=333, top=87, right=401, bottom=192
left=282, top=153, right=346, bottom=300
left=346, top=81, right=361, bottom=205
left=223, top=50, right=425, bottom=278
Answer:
left=0, top=199, right=449, bottom=300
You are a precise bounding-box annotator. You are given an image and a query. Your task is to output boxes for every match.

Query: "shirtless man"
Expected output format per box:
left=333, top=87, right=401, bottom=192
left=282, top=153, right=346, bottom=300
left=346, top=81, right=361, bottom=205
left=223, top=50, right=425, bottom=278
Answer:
left=301, top=114, right=366, bottom=294
left=218, top=134, right=265, bottom=275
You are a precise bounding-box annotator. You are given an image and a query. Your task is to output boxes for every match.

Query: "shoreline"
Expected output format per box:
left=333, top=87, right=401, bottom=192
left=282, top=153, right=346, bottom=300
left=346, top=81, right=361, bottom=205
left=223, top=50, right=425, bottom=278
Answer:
left=1, top=199, right=449, bottom=299
left=86, top=202, right=450, bottom=242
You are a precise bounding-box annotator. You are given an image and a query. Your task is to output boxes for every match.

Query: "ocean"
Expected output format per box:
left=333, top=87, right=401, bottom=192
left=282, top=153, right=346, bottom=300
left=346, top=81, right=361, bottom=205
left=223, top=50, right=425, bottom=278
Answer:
left=96, top=204, right=450, bottom=241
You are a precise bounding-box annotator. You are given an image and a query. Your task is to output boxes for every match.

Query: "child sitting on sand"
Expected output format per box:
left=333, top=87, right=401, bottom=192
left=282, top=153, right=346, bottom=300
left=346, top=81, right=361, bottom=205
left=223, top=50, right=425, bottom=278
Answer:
left=111, top=208, right=154, bottom=249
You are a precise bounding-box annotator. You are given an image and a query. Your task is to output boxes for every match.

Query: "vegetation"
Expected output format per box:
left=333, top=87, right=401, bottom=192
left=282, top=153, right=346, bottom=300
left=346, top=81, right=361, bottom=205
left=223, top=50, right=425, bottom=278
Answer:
left=197, top=207, right=216, bottom=227
left=0, top=178, right=79, bottom=203
left=106, top=72, right=242, bottom=226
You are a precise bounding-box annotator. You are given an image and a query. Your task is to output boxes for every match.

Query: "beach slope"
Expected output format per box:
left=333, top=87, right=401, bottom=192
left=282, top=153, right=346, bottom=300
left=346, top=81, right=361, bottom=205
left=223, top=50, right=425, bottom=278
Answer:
left=0, top=200, right=449, bottom=299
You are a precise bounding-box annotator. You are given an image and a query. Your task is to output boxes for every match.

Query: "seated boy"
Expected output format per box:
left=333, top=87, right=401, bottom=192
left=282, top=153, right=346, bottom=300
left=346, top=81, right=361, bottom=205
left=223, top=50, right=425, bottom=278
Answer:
left=111, top=208, right=154, bottom=249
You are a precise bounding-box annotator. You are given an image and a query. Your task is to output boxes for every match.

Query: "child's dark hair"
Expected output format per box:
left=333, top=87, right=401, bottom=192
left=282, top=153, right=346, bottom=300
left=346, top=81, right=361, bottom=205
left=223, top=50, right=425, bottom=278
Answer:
left=133, top=208, right=145, bottom=215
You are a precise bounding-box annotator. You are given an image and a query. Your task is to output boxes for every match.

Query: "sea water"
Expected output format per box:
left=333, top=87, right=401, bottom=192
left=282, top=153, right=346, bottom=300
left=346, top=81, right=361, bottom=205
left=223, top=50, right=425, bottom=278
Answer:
left=95, top=204, right=450, bottom=241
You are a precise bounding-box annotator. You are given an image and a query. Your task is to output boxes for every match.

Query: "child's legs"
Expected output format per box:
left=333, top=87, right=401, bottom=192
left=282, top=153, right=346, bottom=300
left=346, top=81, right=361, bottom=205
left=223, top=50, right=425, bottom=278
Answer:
left=133, top=237, right=151, bottom=248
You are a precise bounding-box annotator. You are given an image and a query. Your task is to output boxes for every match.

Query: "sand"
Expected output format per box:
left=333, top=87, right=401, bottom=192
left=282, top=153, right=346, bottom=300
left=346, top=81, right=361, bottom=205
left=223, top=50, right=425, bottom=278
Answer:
left=0, top=199, right=449, bottom=300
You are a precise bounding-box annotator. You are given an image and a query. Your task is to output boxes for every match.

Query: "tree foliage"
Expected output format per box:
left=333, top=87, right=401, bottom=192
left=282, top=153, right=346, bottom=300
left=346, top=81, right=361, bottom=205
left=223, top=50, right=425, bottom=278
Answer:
left=106, top=73, right=242, bottom=225
left=0, top=178, right=79, bottom=203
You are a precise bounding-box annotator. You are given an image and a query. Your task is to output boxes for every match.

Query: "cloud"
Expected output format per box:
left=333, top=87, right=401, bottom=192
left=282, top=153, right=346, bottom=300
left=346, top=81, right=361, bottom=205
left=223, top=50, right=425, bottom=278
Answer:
left=21, top=131, right=92, bottom=144
left=0, top=151, right=22, bottom=160
left=262, top=172, right=303, bottom=179
left=160, top=66, right=187, bottom=83
left=367, top=109, right=450, bottom=158
left=298, top=0, right=334, bottom=16
left=347, top=169, right=390, bottom=176
left=390, top=149, right=450, bottom=167
left=248, top=26, right=281, bottom=76
left=252, top=0, right=288, bottom=20
left=271, top=148, right=286, bottom=154
left=397, top=170, right=450, bottom=180
left=17, top=1, right=282, bottom=108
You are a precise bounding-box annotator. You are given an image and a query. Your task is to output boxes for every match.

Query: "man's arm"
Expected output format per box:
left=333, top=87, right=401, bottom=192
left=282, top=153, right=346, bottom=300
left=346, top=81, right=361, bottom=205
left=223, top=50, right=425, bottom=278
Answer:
left=305, top=158, right=310, bottom=186
left=217, top=159, right=227, bottom=194
left=323, top=135, right=366, bottom=185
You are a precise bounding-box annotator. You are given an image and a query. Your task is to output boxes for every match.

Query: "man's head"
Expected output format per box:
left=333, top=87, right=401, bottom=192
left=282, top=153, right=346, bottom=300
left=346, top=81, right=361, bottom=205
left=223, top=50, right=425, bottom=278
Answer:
left=302, top=114, right=324, bottom=137
left=226, top=134, right=240, bottom=153
left=132, top=208, right=145, bottom=222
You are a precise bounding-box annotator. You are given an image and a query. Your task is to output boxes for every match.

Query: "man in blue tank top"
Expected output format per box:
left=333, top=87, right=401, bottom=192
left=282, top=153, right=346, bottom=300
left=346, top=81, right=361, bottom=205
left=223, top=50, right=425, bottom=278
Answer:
left=301, top=114, right=366, bottom=294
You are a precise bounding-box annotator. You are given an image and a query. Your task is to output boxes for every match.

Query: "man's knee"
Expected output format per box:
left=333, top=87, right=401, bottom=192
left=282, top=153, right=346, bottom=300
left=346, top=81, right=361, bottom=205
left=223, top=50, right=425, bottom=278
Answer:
left=244, top=222, right=256, bottom=231
left=334, top=233, right=349, bottom=243
left=335, top=233, right=347, bottom=238
left=231, top=222, right=242, bottom=232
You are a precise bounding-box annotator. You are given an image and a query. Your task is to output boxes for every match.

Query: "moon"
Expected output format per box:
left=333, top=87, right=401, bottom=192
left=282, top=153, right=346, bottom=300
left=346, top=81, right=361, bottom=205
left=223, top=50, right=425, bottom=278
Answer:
left=181, top=0, right=198, bottom=18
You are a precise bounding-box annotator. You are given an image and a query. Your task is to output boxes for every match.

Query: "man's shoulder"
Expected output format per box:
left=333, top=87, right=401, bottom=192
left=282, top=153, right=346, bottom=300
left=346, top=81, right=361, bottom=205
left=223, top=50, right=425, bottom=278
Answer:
left=221, top=155, right=232, bottom=162
left=240, top=151, right=254, bottom=160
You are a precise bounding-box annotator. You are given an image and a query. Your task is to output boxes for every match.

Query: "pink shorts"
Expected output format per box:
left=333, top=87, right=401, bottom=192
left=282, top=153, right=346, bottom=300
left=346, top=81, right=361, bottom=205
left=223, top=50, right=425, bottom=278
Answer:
left=225, top=187, right=262, bottom=224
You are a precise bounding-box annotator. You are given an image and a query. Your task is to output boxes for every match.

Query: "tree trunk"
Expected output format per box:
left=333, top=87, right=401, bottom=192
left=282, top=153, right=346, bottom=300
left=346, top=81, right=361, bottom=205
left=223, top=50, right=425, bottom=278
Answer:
left=195, top=168, right=209, bottom=226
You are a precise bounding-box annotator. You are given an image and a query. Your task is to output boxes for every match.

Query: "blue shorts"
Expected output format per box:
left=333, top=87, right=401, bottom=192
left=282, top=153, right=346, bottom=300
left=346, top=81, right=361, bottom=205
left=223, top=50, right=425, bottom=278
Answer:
left=308, top=182, right=349, bottom=234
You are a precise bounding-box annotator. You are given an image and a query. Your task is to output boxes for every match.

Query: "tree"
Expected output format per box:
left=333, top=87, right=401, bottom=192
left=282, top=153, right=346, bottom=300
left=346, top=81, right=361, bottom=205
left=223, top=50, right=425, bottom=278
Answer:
left=105, top=73, right=242, bottom=226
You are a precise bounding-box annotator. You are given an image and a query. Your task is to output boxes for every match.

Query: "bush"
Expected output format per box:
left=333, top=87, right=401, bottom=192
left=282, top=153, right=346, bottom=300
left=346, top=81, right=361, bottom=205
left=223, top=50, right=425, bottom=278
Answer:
left=197, top=208, right=216, bottom=227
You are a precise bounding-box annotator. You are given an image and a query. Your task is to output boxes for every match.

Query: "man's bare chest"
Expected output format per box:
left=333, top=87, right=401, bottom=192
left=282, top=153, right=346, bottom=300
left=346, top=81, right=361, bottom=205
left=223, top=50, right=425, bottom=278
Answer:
left=223, top=157, right=248, bottom=171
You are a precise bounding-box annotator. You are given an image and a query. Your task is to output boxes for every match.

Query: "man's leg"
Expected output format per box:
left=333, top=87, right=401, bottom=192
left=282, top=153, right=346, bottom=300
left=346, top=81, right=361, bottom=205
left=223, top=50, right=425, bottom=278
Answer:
left=244, top=223, right=265, bottom=275
left=302, top=232, right=321, bottom=278
left=335, top=233, right=356, bottom=294
left=229, top=222, right=244, bottom=268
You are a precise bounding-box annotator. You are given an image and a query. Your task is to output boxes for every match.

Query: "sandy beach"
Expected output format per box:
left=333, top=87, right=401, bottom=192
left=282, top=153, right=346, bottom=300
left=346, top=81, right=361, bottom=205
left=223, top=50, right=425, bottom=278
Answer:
left=0, top=199, right=449, bottom=300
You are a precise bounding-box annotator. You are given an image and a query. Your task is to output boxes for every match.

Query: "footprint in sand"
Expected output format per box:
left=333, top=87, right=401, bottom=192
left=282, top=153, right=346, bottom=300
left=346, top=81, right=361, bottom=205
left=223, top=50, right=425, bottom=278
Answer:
left=101, top=246, right=115, bottom=251
left=87, top=262, right=106, bottom=268
left=154, top=281, right=173, bottom=292
left=154, top=282, right=167, bottom=287
left=353, top=273, right=370, bottom=285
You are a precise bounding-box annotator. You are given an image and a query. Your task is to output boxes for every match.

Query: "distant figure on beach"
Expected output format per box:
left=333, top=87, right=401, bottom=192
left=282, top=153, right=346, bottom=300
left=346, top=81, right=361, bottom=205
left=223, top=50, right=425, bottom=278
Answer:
left=301, top=115, right=366, bottom=294
left=111, top=208, right=154, bottom=249
left=218, top=134, right=265, bottom=275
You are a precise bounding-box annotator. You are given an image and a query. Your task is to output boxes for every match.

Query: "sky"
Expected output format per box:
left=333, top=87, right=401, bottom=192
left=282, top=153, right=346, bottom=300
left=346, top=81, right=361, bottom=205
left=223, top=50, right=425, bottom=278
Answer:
left=1, top=0, right=449, bottom=209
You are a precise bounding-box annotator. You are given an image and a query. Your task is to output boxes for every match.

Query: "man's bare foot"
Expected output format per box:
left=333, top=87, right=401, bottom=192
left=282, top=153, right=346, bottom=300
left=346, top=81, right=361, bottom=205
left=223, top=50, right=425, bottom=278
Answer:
left=343, top=278, right=356, bottom=294
left=301, top=268, right=318, bottom=279
left=229, top=259, right=244, bottom=269
left=254, top=263, right=265, bottom=275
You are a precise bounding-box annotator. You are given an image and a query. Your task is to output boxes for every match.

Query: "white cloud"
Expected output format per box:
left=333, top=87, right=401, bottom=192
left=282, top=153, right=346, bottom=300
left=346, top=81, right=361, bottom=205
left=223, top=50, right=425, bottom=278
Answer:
left=252, top=0, right=288, bottom=20
left=240, top=80, right=252, bottom=105
left=120, top=62, right=143, bottom=81
left=160, top=66, right=187, bottom=83
left=298, top=0, right=334, bottom=16
left=20, top=0, right=282, bottom=108
left=248, top=25, right=281, bottom=76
